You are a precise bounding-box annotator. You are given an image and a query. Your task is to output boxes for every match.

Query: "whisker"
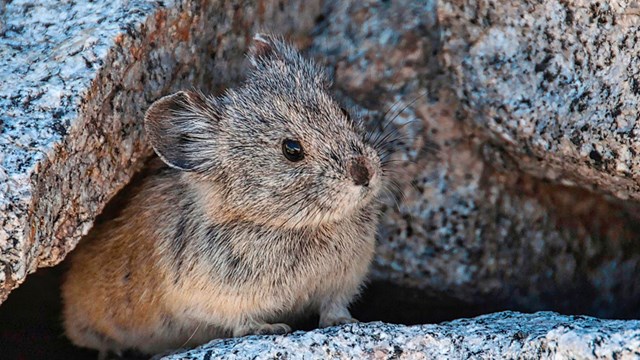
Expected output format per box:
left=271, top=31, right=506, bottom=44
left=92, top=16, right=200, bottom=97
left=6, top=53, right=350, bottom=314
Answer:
left=386, top=91, right=428, bottom=124
left=179, top=323, right=201, bottom=349
left=381, top=159, right=420, bottom=168
left=379, top=182, right=404, bottom=212
left=374, top=91, right=428, bottom=143
left=372, top=116, right=422, bottom=153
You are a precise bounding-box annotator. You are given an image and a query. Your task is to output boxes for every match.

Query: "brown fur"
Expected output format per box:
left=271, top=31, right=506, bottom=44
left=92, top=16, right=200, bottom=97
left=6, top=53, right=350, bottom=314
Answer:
left=62, top=34, right=385, bottom=356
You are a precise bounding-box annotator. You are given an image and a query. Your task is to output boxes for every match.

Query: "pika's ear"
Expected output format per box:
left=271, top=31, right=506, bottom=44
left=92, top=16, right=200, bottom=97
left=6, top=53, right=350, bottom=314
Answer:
left=144, top=91, right=217, bottom=172
left=249, top=33, right=277, bottom=65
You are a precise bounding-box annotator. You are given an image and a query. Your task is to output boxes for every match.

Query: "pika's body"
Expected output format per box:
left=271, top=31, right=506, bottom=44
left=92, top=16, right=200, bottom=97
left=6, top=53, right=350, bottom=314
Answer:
left=62, top=34, right=384, bottom=356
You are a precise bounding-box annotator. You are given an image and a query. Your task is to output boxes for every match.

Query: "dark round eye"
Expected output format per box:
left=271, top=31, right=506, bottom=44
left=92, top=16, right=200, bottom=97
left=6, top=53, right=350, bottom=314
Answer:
left=282, top=139, right=304, bottom=162
left=340, top=107, right=351, bottom=121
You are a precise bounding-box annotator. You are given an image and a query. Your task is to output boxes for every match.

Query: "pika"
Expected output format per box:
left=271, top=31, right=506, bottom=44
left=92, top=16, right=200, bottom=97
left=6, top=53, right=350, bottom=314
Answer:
left=62, top=34, right=385, bottom=357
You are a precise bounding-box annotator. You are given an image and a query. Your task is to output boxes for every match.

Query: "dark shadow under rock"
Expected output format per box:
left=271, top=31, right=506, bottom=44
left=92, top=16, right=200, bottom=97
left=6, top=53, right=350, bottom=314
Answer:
left=0, top=261, right=634, bottom=360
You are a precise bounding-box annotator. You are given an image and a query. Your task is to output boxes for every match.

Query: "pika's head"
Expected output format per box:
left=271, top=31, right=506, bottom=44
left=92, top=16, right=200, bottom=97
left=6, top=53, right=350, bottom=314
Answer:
left=145, top=34, right=383, bottom=228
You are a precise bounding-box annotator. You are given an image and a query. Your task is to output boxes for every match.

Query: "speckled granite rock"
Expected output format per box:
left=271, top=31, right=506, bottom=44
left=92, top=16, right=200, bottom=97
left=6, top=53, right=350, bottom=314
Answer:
left=0, top=0, right=322, bottom=303
left=162, top=311, right=640, bottom=359
left=311, top=0, right=640, bottom=318
left=439, top=0, right=640, bottom=201
left=3, top=0, right=640, bottom=323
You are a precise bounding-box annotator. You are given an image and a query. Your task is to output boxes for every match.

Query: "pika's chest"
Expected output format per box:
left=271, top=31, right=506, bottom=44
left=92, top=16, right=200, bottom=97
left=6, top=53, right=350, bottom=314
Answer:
left=244, top=223, right=376, bottom=310
left=168, top=214, right=378, bottom=318
left=234, top=221, right=375, bottom=286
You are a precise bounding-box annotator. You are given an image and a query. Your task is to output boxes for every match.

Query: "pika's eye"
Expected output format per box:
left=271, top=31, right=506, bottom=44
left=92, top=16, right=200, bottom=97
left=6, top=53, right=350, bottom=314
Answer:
left=282, top=139, right=304, bottom=162
left=340, top=107, right=351, bottom=121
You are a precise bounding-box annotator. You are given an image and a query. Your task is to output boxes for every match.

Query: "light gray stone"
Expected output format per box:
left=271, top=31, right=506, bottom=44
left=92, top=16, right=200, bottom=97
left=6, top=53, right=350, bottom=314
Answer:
left=0, top=0, right=322, bottom=302
left=161, top=311, right=640, bottom=359
left=439, top=0, right=640, bottom=201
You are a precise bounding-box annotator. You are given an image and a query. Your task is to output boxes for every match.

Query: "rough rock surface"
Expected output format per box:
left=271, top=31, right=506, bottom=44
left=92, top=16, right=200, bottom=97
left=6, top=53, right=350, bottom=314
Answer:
left=440, top=0, right=640, bottom=201
left=162, top=311, right=640, bottom=359
left=0, top=0, right=322, bottom=303
left=311, top=0, right=640, bottom=318
left=2, top=0, right=640, bottom=328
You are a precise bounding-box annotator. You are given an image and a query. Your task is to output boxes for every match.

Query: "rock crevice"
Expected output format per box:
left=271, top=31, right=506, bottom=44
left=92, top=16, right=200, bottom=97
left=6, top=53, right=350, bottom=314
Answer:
left=0, top=0, right=322, bottom=303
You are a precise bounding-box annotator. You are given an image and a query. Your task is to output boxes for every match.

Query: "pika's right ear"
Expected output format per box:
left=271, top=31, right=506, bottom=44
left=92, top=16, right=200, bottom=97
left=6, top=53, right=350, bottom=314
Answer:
left=249, top=33, right=279, bottom=66
left=144, top=91, right=217, bottom=172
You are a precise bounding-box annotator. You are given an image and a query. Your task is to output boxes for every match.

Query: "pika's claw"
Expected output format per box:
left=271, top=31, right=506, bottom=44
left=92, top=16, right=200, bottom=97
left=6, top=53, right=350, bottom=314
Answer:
left=234, top=323, right=292, bottom=337
left=255, top=323, right=292, bottom=335
left=320, top=316, right=359, bottom=327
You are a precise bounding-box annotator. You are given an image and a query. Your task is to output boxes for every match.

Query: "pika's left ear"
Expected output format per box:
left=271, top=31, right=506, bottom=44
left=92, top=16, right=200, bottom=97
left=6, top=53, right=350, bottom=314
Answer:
left=144, top=91, right=219, bottom=172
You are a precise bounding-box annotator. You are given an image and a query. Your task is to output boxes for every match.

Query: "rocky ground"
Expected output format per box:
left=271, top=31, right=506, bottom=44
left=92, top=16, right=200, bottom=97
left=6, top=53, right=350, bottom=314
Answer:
left=161, top=312, right=640, bottom=359
left=1, top=0, right=639, bottom=358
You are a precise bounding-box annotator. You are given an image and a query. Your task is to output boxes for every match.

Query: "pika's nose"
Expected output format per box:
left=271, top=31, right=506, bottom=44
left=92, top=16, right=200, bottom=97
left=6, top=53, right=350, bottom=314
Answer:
left=349, top=156, right=373, bottom=187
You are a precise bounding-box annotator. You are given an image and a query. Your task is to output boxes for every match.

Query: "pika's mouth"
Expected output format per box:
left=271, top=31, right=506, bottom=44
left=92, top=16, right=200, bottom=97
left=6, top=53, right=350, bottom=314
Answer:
left=345, top=175, right=383, bottom=209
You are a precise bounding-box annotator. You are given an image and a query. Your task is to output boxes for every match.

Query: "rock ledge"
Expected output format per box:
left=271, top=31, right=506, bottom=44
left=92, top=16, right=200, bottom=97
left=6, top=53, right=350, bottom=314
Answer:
left=162, top=311, right=640, bottom=359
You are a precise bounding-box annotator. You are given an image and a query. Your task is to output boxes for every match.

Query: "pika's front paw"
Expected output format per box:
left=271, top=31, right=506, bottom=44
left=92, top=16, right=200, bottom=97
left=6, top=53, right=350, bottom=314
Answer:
left=233, top=323, right=292, bottom=337
left=319, top=302, right=358, bottom=328
left=319, top=316, right=359, bottom=328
